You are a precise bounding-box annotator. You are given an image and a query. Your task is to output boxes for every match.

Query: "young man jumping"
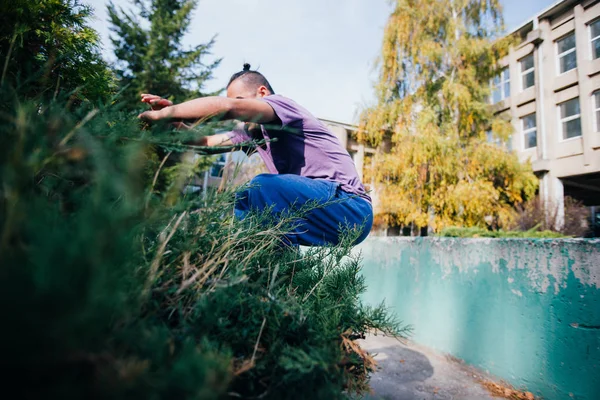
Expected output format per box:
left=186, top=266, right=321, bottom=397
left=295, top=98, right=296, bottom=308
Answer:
left=139, top=64, right=372, bottom=246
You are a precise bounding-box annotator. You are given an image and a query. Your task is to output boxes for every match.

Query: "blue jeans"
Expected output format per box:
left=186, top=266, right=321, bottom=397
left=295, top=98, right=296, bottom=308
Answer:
left=234, top=174, right=373, bottom=246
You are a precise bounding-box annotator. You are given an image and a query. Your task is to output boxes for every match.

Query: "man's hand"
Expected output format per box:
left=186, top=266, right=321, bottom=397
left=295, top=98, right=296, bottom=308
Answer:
left=138, top=93, right=172, bottom=122
left=141, top=93, right=173, bottom=110
left=138, top=109, right=165, bottom=122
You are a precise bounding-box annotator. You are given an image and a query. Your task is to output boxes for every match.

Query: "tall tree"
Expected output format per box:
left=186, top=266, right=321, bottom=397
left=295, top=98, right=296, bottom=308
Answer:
left=0, top=0, right=115, bottom=104
left=108, top=0, right=221, bottom=108
left=358, top=0, right=538, bottom=234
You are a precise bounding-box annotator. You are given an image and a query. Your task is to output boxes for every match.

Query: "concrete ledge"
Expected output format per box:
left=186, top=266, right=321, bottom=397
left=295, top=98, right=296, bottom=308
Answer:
left=356, top=238, right=600, bottom=400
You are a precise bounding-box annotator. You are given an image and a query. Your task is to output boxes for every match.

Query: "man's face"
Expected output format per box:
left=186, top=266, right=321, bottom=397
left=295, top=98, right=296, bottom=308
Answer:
left=227, top=79, right=268, bottom=99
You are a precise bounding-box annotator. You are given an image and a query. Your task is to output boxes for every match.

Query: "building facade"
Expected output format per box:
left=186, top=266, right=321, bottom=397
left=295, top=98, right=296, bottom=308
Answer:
left=494, top=0, right=600, bottom=234
left=318, top=118, right=374, bottom=184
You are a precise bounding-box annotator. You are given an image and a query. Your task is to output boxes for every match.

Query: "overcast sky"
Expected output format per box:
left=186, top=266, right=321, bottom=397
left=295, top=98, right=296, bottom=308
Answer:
left=86, top=0, right=556, bottom=123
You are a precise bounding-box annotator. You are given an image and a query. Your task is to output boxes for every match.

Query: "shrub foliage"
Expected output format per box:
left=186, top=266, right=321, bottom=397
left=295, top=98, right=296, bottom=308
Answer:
left=0, top=1, right=403, bottom=398
left=0, top=89, right=404, bottom=399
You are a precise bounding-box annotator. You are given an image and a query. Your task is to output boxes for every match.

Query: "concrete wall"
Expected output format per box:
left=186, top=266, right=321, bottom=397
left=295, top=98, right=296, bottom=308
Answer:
left=357, top=237, right=600, bottom=400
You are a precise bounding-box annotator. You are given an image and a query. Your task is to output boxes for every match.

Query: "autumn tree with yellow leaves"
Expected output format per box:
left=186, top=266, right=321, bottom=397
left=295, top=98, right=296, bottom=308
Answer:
left=358, top=0, right=538, bottom=234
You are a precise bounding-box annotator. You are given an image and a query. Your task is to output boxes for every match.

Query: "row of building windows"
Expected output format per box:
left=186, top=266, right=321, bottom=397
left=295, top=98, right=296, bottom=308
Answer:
left=488, top=92, right=599, bottom=151
left=492, top=19, right=600, bottom=103
left=517, top=93, right=600, bottom=150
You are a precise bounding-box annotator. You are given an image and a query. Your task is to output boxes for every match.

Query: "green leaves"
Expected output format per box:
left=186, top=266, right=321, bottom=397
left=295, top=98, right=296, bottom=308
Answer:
left=0, top=0, right=115, bottom=104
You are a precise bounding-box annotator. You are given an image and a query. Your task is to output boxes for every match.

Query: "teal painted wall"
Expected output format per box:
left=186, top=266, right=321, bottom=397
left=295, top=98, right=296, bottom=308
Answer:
left=357, top=238, right=600, bottom=400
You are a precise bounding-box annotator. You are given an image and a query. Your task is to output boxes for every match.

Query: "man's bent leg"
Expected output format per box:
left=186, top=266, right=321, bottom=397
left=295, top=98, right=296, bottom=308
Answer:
left=234, top=174, right=373, bottom=246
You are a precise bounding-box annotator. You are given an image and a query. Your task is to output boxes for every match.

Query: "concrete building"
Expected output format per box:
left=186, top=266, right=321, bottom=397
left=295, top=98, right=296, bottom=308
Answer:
left=318, top=118, right=375, bottom=185
left=494, top=0, right=600, bottom=234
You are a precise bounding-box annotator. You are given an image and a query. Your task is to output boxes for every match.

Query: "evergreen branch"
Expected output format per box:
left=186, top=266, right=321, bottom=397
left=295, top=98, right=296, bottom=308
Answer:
left=145, top=150, right=172, bottom=210
left=1, top=33, right=17, bottom=86
left=58, top=108, right=98, bottom=147
left=145, top=211, right=187, bottom=299
left=252, top=317, right=267, bottom=365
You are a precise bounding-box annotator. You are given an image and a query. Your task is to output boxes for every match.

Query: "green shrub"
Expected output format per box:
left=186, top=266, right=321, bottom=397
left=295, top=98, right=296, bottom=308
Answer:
left=1, top=4, right=404, bottom=396
left=0, top=92, right=404, bottom=399
left=437, top=226, right=567, bottom=238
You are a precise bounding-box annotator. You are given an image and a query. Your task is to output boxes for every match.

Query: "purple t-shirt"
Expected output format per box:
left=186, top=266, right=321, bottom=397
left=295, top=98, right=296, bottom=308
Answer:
left=227, top=94, right=371, bottom=202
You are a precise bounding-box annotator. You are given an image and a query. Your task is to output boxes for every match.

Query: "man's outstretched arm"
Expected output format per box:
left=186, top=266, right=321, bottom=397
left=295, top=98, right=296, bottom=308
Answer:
left=138, top=96, right=276, bottom=125
left=193, top=132, right=235, bottom=147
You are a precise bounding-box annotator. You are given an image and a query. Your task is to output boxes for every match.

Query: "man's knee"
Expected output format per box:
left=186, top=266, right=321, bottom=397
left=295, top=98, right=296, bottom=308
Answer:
left=248, top=174, right=288, bottom=200
left=249, top=173, right=278, bottom=190
left=241, top=174, right=280, bottom=209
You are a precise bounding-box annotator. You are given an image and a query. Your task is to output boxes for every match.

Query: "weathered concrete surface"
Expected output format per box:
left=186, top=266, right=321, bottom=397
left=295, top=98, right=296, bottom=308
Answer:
left=356, top=238, right=600, bottom=400
left=360, top=335, right=497, bottom=400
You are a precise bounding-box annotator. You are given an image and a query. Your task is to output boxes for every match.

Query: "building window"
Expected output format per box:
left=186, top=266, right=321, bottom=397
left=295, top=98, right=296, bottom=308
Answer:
left=210, top=154, right=227, bottom=177
left=594, top=91, right=600, bottom=132
left=557, top=33, right=577, bottom=74
left=520, top=53, right=535, bottom=90
left=486, top=130, right=512, bottom=150
left=558, top=98, right=582, bottom=140
left=591, top=19, right=600, bottom=59
left=491, top=68, right=510, bottom=103
left=521, top=113, right=537, bottom=149
left=486, top=130, right=502, bottom=146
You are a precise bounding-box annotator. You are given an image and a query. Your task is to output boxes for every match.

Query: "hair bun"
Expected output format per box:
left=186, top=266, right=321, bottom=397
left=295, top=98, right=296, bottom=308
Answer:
left=243, top=63, right=251, bottom=71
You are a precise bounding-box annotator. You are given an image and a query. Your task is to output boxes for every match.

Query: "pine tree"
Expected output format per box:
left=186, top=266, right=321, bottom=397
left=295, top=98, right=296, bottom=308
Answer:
left=358, top=0, right=538, bottom=233
left=108, top=0, right=221, bottom=109
left=0, top=0, right=115, bottom=104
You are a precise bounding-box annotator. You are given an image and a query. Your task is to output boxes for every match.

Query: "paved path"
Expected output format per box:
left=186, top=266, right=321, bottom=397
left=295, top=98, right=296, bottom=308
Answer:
left=359, top=335, right=499, bottom=400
